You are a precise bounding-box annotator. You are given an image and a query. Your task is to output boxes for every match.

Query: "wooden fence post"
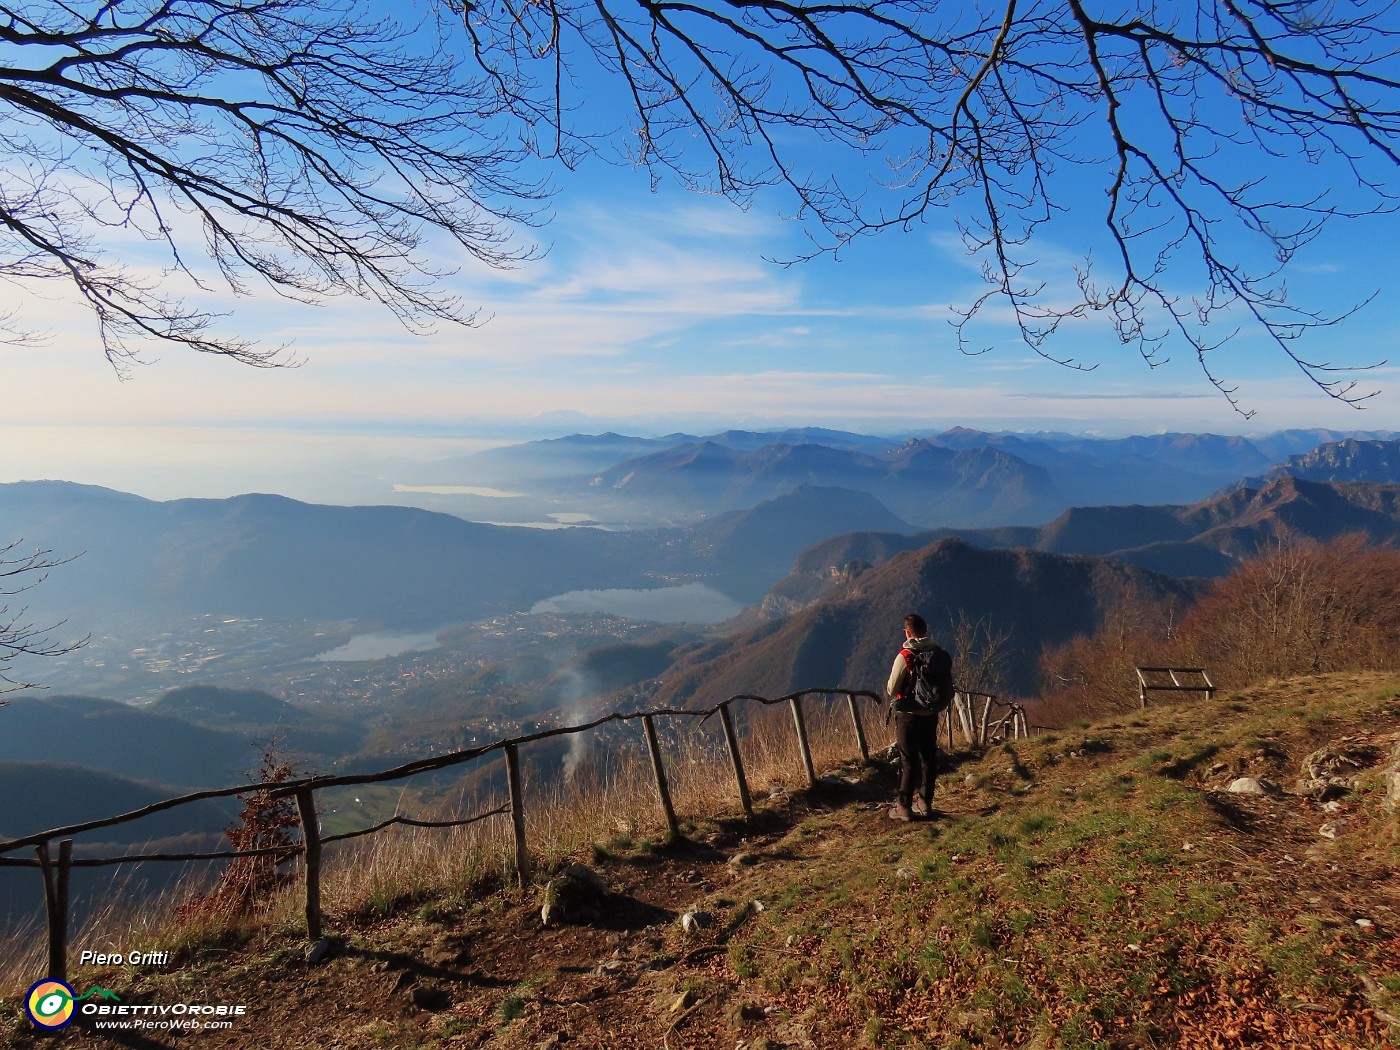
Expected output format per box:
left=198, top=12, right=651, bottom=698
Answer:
left=978, top=695, right=995, bottom=749
left=954, top=693, right=976, bottom=747
left=845, top=693, right=870, bottom=762
left=717, top=704, right=754, bottom=819
left=641, top=715, right=680, bottom=838
left=788, top=696, right=817, bottom=788
left=504, top=744, right=530, bottom=886
left=294, top=789, right=322, bottom=941
left=36, top=839, right=72, bottom=983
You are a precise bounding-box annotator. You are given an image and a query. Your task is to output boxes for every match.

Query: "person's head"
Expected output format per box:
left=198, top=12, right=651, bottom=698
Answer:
left=903, top=613, right=928, bottom=639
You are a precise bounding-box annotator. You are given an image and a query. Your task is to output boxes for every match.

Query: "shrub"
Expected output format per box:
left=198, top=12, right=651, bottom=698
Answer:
left=1036, top=534, right=1400, bottom=722
left=179, top=753, right=299, bottom=919
left=1179, top=534, right=1400, bottom=686
left=1036, top=585, right=1181, bottom=721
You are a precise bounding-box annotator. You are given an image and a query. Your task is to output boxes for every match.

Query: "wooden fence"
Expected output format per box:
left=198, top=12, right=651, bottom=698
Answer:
left=942, top=690, right=1041, bottom=748
left=0, top=687, right=882, bottom=985
left=1135, top=666, right=1216, bottom=707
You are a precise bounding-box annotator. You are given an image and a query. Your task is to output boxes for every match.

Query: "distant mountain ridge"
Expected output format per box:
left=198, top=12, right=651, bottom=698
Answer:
left=0, top=481, right=656, bottom=626
left=399, top=426, right=1398, bottom=530
left=8, top=429, right=1400, bottom=701
left=0, top=761, right=238, bottom=926
left=763, top=477, right=1400, bottom=610
left=0, top=761, right=236, bottom=842
left=0, top=686, right=366, bottom=926
left=408, top=428, right=900, bottom=487
left=0, top=481, right=922, bottom=634
left=923, top=428, right=1277, bottom=507
left=684, top=485, right=916, bottom=602
left=651, top=538, right=1198, bottom=701
left=0, top=694, right=262, bottom=788
left=588, top=439, right=1065, bottom=527
left=1238, top=438, right=1400, bottom=488
left=149, top=685, right=365, bottom=760
left=1035, top=476, right=1400, bottom=569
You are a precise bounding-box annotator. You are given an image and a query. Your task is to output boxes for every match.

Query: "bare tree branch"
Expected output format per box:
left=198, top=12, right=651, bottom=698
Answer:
left=0, top=539, right=87, bottom=699
left=0, top=0, right=546, bottom=367
left=455, top=0, right=1400, bottom=410
left=3, top=0, right=1397, bottom=404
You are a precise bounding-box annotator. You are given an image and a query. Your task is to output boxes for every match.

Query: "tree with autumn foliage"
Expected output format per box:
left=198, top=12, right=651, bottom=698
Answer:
left=1038, top=535, right=1400, bottom=720
left=181, top=753, right=299, bottom=919
left=1037, top=585, right=1182, bottom=721
left=1179, top=535, right=1400, bottom=686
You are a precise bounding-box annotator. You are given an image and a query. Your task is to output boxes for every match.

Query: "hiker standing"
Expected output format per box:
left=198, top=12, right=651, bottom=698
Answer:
left=885, top=613, right=952, bottom=821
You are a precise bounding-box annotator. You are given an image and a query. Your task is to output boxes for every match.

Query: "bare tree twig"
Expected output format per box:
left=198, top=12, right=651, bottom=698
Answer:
left=0, top=540, right=87, bottom=696
left=457, top=0, right=1400, bottom=409
left=0, top=0, right=546, bottom=367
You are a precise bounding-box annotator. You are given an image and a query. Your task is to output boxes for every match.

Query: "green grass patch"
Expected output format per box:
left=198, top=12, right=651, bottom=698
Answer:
left=969, top=920, right=997, bottom=951
left=1138, top=748, right=1175, bottom=771
left=1018, top=812, right=1057, bottom=837
left=1104, top=775, right=1137, bottom=799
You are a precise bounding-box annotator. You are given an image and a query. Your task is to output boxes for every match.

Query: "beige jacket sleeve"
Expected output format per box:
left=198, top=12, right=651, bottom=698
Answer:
left=886, top=649, right=910, bottom=700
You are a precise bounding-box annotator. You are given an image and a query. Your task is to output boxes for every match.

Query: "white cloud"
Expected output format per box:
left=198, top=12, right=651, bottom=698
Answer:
left=4, top=154, right=1398, bottom=510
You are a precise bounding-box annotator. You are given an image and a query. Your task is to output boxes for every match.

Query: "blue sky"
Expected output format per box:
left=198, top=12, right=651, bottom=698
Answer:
left=4, top=88, right=1399, bottom=505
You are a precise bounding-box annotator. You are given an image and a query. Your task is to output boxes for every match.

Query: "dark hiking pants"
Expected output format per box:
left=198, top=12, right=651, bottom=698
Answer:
left=895, top=711, right=938, bottom=808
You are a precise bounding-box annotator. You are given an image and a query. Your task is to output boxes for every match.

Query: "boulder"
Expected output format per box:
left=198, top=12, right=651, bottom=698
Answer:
left=1300, top=733, right=1400, bottom=811
left=729, top=1001, right=767, bottom=1024
left=304, top=936, right=344, bottom=965
left=1227, top=777, right=1278, bottom=796
left=539, top=863, right=611, bottom=927
left=1291, top=777, right=1351, bottom=802
left=680, top=910, right=714, bottom=933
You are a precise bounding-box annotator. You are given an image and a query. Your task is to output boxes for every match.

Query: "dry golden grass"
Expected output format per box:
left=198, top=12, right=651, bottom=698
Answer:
left=0, top=693, right=891, bottom=995
left=320, top=696, right=889, bottom=918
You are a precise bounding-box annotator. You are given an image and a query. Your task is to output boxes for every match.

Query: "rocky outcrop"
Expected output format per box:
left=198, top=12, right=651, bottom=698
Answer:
left=1292, top=735, right=1389, bottom=801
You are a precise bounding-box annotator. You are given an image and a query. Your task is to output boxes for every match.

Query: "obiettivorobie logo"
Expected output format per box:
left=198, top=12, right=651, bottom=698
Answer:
left=24, top=980, right=120, bottom=1030
left=25, top=978, right=250, bottom=1033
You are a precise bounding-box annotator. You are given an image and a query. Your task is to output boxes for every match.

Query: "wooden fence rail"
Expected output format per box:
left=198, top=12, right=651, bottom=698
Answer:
left=1136, top=666, right=1215, bottom=707
left=0, top=687, right=881, bottom=984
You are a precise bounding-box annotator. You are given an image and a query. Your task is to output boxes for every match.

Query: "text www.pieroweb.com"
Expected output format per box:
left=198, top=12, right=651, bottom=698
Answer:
left=84, top=1003, right=246, bottom=1031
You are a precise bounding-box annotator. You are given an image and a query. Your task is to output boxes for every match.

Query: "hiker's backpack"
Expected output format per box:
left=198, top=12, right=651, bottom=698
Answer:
left=905, top=645, right=955, bottom=711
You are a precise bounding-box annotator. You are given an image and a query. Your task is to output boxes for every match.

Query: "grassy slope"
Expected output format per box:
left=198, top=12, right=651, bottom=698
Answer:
left=3, top=673, right=1397, bottom=1049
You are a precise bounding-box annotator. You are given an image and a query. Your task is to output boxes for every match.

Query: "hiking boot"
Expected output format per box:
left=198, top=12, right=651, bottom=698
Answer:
left=911, top=799, right=931, bottom=819
left=888, top=804, right=914, bottom=822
